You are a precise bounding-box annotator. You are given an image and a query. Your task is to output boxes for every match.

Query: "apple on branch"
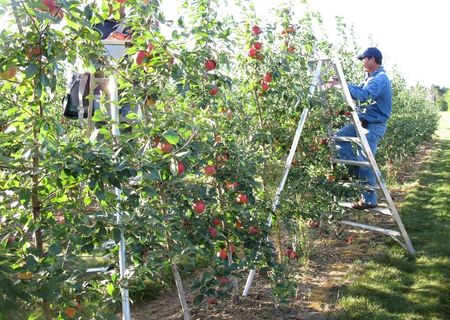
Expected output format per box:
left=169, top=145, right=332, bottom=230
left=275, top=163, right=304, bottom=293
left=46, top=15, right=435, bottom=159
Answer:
left=204, top=59, right=216, bottom=71
left=193, top=200, right=206, bottom=214
left=204, top=165, right=216, bottom=176
left=252, top=25, right=261, bottom=35
left=135, top=50, right=147, bottom=65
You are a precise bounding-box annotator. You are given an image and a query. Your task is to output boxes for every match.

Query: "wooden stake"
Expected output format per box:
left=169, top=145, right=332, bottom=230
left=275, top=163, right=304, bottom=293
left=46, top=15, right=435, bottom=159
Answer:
left=171, top=263, right=191, bottom=320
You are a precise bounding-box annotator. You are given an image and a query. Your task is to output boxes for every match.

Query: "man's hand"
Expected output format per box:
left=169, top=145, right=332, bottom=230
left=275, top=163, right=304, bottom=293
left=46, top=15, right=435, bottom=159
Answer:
left=324, top=76, right=341, bottom=90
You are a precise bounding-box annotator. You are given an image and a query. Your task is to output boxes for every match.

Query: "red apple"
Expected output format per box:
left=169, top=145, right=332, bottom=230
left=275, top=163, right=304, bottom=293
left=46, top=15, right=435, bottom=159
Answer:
left=217, top=276, right=230, bottom=285
left=209, top=85, right=219, bottom=96
left=146, top=43, right=154, bottom=53
left=307, top=219, right=319, bottom=228
left=177, top=161, right=185, bottom=175
left=252, top=42, right=262, bottom=50
left=326, top=174, right=335, bottom=182
left=212, top=217, right=221, bottom=226
left=115, top=0, right=127, bottom=3
left=236, top=193, right=248, bottom=204
left=151, top=136, right=161, bottom=148
left=204, top=59, right=216, bottom=71
left=285, top=247, right=293, bottom=256
left=49, top=5, right=64, bottom=19
left=65, top=307, right=77, bottom=319
left=135, top=50, right=147, bottom=65
left=284, top=247, right=294, bottom=257
left=207, top=297, right=217, bottom=305
left=287, top=45, right=296, bottom=52
left=26, top=46, right=42, bottom=59
left=193, top=200, right=206, bottom=214
left=261, top=82, right=269, bottom=92
left=217, top=249, right=227, bottom=260
left=159, top=142, right=173, bottom=154
left=263, top=72, right=272, bottom=83
left=248, top=48, right=257, bottom=58
left=6, top=235, right=15, bottom=245
left=0, top=67, right=17, bottom=80
left=42, top=0, right=55, bottom=10
left=252, top=25, right=261, bottom=35
left=320, top=138, right=328, bottom=145
left=208, top=226, right=218, bottom=237
left=228, top=242, right=236, bottom=253
left=235, top=220, right=243, bottom=229
left=225, top=180, right=238, bottom=190
left=282, top=25, right=295, bottom=34
left=204, top=165, right=216, bottom=176
left=346, top=235, right=355, bottom=244
left=289, top=251, right=299, bottom=259
left=344, top=111, right=351, bottom=116
left=248, top=226, right=259, bottom=235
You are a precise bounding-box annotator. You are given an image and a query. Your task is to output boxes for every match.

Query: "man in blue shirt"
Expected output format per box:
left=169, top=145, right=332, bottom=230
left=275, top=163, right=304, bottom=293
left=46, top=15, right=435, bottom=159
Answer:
left=334, top=47, right=392, bottom=209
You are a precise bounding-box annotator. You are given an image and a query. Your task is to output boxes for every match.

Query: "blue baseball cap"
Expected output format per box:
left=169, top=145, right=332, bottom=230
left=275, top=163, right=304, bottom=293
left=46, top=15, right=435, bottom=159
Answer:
left=357, top=47, right=382, bottom=60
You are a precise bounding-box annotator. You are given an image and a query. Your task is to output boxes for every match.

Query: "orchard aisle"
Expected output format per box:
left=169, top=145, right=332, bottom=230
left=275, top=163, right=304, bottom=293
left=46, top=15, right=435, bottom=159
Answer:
left=332, top=112, right=450, bottom=320
left=130, top=112, right=450, bottom=320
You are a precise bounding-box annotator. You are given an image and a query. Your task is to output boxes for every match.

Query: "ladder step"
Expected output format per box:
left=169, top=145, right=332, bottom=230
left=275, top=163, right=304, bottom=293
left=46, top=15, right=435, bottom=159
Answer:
left=338, top=182, right=380, bottom=190
left=331, top=158, right=370, bottom=167
left=338, top=201, right=391, bottom=216
left=330, top=136, right=361, bottom=144
left=340, top=220, right=400, bottom=237
left=85, top=266, right=110, bottom=273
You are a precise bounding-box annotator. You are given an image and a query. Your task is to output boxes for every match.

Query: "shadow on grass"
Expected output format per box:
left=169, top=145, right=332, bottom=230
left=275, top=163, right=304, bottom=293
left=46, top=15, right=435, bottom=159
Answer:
left=333, top=139, right=450, bottom=320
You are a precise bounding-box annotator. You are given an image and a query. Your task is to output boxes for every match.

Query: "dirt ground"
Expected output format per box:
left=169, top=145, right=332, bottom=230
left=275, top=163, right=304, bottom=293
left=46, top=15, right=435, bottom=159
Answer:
left=130, top=141, right=434, bottom=320
left=130, top=229, right=384, bottom=320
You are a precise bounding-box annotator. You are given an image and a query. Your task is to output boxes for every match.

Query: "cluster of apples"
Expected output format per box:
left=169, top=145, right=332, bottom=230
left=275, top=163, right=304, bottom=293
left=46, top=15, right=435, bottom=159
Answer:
left=281, top=24, right=296, bottom=53
left=248, top=25, right=264, bottom=61
left=204, top=59, right=219, bottom=96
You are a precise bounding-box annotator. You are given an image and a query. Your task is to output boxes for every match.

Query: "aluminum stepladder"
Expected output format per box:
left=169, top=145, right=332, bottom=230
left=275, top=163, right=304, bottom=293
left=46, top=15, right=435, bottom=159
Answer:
left=242, top=56, right=415, bottom=296
left=326, top=57, right=415, bottom=257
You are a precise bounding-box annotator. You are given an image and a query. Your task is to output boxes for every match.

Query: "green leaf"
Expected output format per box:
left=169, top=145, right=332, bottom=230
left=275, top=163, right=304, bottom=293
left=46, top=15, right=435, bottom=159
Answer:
left=84, top=5, right=93, bottom=20
left=47, top=243, right=62, bottom=257
left=112, top=228, right=121, bottom=243
left=193, top=294, right=204, bottom=306
left=39, top=73, right=49, bottom=88
left=107, top=283, right=115, bottom=296
left=27, top=310, right=43, bottom=320
left=25, top=64, right=39, bottom=79
left=163, top=130, right=179, bottom=145
left=18, top=188, right=31, bottom=206
left=92, top=110, right=106, bottom=122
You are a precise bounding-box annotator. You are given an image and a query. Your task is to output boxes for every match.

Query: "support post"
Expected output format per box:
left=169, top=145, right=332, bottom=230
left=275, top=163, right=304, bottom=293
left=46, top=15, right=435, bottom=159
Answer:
left=172, top=263, right=191, bottom=320
left=109, top=76, right=131, bottom=320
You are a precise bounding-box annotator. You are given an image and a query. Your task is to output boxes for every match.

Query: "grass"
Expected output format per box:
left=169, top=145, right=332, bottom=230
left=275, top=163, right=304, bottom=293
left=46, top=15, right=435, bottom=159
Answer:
left=333, top=112, right=450, bottom=320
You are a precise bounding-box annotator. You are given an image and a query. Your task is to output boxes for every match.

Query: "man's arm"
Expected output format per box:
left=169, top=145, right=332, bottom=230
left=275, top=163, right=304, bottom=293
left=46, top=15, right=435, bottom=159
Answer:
left=348, top=78, right=383, bottom=102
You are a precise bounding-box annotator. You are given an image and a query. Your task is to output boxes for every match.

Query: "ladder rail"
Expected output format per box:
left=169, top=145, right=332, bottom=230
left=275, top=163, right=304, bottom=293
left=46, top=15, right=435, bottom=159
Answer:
left=243, top=60, right=324, bottom=297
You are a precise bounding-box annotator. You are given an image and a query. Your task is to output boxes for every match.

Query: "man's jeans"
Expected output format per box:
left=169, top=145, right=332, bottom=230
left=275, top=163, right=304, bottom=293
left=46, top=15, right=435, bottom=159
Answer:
left=335, top=122, right=387, bottom=205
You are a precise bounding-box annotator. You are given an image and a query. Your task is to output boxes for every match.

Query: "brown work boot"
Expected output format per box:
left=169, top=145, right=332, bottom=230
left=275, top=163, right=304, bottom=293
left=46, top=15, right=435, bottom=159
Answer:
left=351, top=200, right=377, bottom=210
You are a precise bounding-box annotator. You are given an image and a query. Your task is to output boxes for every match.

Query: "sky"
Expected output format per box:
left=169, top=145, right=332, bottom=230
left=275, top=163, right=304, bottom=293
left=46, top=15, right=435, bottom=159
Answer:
left=160, top=0, right=449, bottom=88
left=1, top=0, right=447, bottom=88
left=254, top=0, right=450, bottom=88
